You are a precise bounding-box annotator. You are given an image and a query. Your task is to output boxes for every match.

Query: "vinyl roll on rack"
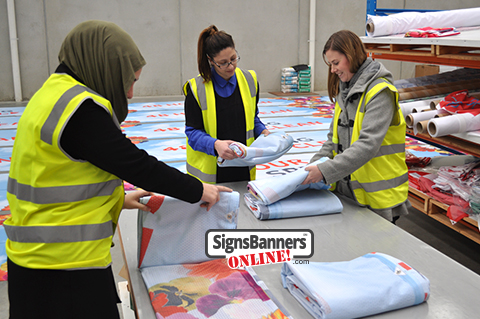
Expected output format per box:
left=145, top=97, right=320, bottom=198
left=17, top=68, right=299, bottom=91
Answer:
left=366, top=7, right=480, bottom=37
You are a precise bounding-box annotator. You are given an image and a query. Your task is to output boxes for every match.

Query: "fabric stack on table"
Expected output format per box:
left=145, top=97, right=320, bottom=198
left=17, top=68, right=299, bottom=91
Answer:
left=281, top=252, right=430, bottom=319
left=245, top=159, right=343, bottom=220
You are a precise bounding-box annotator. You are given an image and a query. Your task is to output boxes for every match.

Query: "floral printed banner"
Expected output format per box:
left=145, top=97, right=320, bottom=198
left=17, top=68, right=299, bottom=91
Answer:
left=141, top=259, right=291, bottom=319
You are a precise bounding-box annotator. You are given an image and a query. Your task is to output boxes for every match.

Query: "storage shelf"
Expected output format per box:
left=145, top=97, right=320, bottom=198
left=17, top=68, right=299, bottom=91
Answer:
left=361, top=27, right=480, bottom=69
left=408, top=187, right=480, bottom=245
left=362, top=25, right=480, bottom=244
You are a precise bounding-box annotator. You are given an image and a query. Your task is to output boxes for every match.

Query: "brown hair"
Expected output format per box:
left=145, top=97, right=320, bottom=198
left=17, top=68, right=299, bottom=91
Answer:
left=197, top=25, right=235, bottom=82
left=322, top=30, right=367, bottom=102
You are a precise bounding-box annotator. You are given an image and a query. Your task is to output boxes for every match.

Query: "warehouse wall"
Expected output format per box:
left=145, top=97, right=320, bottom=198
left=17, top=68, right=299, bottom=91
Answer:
left=0, top=0, right=478, bottom=101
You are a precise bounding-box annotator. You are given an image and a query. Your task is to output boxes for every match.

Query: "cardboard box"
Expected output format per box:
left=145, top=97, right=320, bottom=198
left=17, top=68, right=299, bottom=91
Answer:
left=415, top=64, right=440, bottom=77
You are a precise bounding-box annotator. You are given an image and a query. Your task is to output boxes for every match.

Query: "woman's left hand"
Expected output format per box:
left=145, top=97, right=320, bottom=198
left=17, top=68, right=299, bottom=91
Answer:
left=123, top=190, right=154, bottom=211
left=261, top=129, right=271, bottom=136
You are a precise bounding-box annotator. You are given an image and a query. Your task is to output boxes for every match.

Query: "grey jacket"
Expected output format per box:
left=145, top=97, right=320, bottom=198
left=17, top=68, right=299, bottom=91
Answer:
left=311, top=58, right=409, bottom=219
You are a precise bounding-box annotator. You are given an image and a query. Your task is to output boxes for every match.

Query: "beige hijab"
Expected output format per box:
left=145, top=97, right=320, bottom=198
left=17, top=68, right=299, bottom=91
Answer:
left=58, top=20, right=146, bottom=123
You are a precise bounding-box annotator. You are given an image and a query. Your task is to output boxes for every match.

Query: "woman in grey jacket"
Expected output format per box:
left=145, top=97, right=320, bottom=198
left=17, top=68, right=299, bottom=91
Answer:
left=303, top=30, right=410, bottom=223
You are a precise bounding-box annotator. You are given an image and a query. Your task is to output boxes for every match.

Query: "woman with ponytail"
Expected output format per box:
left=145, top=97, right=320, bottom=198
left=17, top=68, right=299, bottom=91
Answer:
left=183, top=25, right=270, bottom=184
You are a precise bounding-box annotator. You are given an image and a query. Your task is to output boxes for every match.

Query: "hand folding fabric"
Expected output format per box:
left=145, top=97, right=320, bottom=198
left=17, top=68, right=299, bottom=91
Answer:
left=137, top=192, right=239, bottom=268
left=247, top=158, right=330, bottom=205
left=217, top=131, right=294, bottom=167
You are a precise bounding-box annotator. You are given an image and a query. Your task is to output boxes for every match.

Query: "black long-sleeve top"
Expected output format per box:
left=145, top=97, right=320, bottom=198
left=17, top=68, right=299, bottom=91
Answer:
left=57, top=64, right=203, bottom=203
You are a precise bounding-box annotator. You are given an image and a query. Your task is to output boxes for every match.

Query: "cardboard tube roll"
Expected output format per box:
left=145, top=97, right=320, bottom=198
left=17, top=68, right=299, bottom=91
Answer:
left=400, top=98, right=439, bottom=116
left=416, top=120, right=430, bottom=134
left=429, top=100, right=441, bottom=110
left=427, top=113, right=477, bottom=137
left=405, top=110, right=439, bottom=128
left=412, top=106, right=432, bottom=113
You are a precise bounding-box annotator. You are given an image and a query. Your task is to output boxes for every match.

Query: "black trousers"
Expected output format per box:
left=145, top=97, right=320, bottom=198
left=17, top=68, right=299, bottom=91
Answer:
left=8, top=259, right=121, bottom=319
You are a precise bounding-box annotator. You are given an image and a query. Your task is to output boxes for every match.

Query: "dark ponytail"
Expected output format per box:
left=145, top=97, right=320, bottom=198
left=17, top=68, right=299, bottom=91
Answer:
left=197, top=25, right=235, bottom=82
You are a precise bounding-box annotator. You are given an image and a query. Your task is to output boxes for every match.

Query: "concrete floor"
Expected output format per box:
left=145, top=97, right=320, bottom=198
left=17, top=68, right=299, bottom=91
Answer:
left=1, top=93, right=480, bottom=318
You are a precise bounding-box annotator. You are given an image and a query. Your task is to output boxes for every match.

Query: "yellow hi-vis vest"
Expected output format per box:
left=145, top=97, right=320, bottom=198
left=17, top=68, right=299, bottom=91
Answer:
left=331, top=78, right=408, bottom=210
left=5, top=73, right=125, bottom=270
left=183, top=68, right=257, bottom=184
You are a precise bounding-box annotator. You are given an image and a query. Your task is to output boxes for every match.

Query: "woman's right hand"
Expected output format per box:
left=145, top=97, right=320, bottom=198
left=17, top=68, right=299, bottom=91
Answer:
left=214, top=140, right=238, bottom=160
left=200, top=183, right=233, bottom=211
left=302, top=164, right=324, bottom=185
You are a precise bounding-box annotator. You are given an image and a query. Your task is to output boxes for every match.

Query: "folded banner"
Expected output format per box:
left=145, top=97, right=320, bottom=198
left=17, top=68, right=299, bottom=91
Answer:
left=281, top=252, right=430, bottom=319
left=244, top=189, right=342, bottom=220
left=247, top=158, right=329, bottom=205
left=140, top=259, right=293, bottom=319
left=217, top=131, right=294, bottom=167
left=137, top=192, right=239, bottom=268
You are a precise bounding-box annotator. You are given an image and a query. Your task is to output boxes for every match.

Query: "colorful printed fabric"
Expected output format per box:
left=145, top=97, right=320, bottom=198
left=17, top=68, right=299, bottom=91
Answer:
left=281, top=252, right=430, bottom=319
left=244, top=189, right=342, bottom=220
left=405, top=27, right=460, bottom=38
left=217, top=131, right=294, bottom=167
left=247, top=158, right=330, bottom=205
left=438, top=90, right=480, bottom=115
left=137, top=192, right=239, bottom=268
left=141, top=259, right=292, bottom=319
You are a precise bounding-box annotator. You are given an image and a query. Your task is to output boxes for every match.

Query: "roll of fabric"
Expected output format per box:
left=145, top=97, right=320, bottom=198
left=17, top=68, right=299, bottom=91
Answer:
left=217, top=131, right=294, bottom=167
left=137, top=192, right=239, bottom=268
left=416, top=120, right=429, bottom=134
left=427, top=113, right=480, bottom=137
left=429, top=99, right=441, bottom=110
left=366, top=7, right=480, bottom=37
left=281, top=252, right=430, bottom=319
left=247, top=158, right=329, bottom=205
left=244, top=189, right=342, bottom=220
left=411, top=106, right=432, bottom=113
left=399, top=98, right=439, bottom=117
left=405, top=109, right=448, bottom=129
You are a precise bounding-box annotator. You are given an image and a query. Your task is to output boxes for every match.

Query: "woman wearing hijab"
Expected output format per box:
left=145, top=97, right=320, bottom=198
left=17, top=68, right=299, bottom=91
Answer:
left=5, top=20, right=230, bottom=318
left=183, top=25, right=270, bottom=184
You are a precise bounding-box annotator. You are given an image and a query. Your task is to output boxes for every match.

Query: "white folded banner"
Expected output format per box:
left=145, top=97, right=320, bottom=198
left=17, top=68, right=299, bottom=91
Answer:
left=217, top=131, right=294, bottom=167
left=281, top=252, right=430, bottom=319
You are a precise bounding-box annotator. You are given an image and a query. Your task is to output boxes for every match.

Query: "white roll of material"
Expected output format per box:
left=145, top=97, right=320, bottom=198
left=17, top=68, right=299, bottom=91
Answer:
left=399, top=98, right=440, bottom=117
left=427, top=113, right=480, bottom=137
left=366, top=7, right=480, bottom=37
left=406, top=110, right=439, bottom=128
left=412, top=106, right=432, bottom=113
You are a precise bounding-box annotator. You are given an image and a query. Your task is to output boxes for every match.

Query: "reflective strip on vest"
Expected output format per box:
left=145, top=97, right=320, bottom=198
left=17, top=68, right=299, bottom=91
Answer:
left=241, top=69, right=256, bottom=98
left=41, top=85, right=101, bottom=145
left=186, top=162, right=216, bottom=183
left=7, top=177, right=122, bottom=204
left=4, top=220, right=113, bottom=243
left=194, top=75, right=208, bottom=111
left=350, top=172, right=408, bottom=193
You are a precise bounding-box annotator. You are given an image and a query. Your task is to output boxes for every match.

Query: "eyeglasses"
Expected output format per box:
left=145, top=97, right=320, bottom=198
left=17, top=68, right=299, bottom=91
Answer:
left=208, top=53, right=240, bottom=69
